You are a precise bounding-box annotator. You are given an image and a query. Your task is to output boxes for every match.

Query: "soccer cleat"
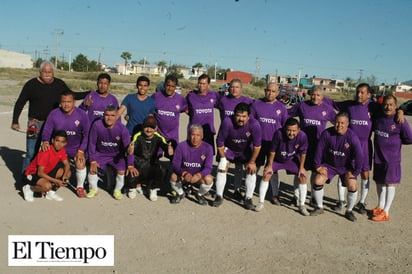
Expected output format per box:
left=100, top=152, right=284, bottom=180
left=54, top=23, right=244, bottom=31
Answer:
left=244, top=198, right=255, bottom=210
left=196, top=194, right=207, bottom=206
left=255, top=202, right=264, bottom=212
left=298, top=205, right=310, bottom=216
left=371, top=210, right=390, bottom=222
left=23, top=184, right=34, bottom=202
left=356, top=202, right=367, bottom=215
left=128, top=188, right=137, bottom=199
left=113, top=190, right=123, bottom=200
left=171, top=193, right=184, bottom=204
left=270, top=196, right=281, bottom=206
left=149, top=189, right=158, bottom=201
left=213, top=195, right=223, bottom=207
left=310, top=207, right=324, bottom=216
left=45, top=190, right=63, bottom=202
left=87, top=189, right=99, bottom=199
left=334, top=200, right=346, bottom=211
left=76, top=187, right=87, bottom=198
left=370, top=207, right=383, bottom=216
left=345, top=210, right=357, bottom=222
left=233, top=190, right=244, bottom=201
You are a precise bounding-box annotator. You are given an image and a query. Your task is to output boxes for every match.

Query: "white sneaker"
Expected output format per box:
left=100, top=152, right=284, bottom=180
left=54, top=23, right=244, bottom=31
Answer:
left=128, top=188, right=137, bottom=199
left=45, top=190, right=63, bottom=202
left=136, top=187, right=144, bottom=195
left=149, top=189, right=158, bottom=201
left=255, top=202, right=264, bottom=212
left=23, top=184, right=34, bottom=202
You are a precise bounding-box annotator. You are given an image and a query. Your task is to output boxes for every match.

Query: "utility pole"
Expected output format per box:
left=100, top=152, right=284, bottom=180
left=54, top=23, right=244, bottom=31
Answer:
left=54, top=28, right=64, bottom=68
left=358, top=69, right=364, bottom=82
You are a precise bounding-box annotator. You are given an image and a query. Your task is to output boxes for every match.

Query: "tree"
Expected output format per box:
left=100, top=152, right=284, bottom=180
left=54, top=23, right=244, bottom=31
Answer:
left=120, top=51, right=132, bottom=74
left=71, top=54, right=90, bottom=72
left=192, top=62, right=203, bottom=74
left=138, top=58, right=149, bottom=65
left=157, top=60, right=167, bottom=73
left=167, top=64, right=184, bottom=79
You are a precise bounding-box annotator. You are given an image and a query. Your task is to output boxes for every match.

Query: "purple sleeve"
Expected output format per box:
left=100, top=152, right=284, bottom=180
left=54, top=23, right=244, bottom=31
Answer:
left=401, top=120, right=412, bottom=144
left=172, top=144, right=184, bottom=175
left=252, top=120, right=262, bottom=147
left=88, top=123, right=98, bottom=162
left=79, top=113, right=90, bottom=152
left=200, top=144, right=213, bottom=177
left=121, top=127, right=134, bottom=166
left=298, top=131, right=308, bottom=154
left=216, top=119, right=230, bottom=147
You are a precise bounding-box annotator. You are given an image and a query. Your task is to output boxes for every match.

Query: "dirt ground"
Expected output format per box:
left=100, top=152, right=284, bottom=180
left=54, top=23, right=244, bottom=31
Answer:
left=0, top=92, right=411, bottom=273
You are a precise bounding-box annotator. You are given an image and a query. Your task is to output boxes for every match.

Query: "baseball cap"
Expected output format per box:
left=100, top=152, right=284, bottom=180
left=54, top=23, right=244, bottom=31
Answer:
left=143, top=116, right=157, bottom=128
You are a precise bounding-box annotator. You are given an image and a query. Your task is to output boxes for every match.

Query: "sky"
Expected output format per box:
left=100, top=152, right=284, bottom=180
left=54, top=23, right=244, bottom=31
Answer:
left=1, top=0, right=411, bottom=84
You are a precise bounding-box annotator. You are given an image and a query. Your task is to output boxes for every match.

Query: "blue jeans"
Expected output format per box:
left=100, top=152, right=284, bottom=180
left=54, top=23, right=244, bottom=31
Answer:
left=22, top=137, right=37, bottom=173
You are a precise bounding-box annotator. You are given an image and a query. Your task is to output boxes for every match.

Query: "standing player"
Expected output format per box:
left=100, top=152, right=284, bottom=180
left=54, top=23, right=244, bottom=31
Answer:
left=214, top=103, right=262, bottom=209
left=370, top=95, right=412, bottom=221
left=79, top=73, right=119, bottom=123
left=169, top=124, right=214, bottom=205
left=22, top=130, right=71, bottom=202
left=257, top=118, right=309, bottom=215
left=151, top=74, right=188, bottom=148
left=41, top=90, right=90, bottom=198
left=87, top=105, right=138, bottom=200
left=117, top=76, right=156, bottom=136
left=251, top=82, right=288, bottom=204
left=186, top=74, right=219, bottom=152
left=310, top=112, right=363, bottom=222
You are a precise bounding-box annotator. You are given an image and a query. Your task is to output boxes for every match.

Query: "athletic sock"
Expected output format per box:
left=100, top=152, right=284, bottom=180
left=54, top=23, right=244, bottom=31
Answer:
left=359, top=179, right=369, bottom=204
left=337, top=177, right=346, bottom=202
left=347, top=190, right=358, bottom=211
left=378, top=184, right=386, bottom=209
left=76, top=168, right=87, bottom=188
left=170, top=181, right=184, bottom=195
left=198, top=183, right=212, bottom=196
left=215, top=172, right=227, bottom=197
left=258, top=180, right=269, bottom=203
left=114, top=174, right=124, bottom=190
left=298, top=183, right=307, bottom=206
left=245, top=174, right=256, bottom=199
left=293, top=176, right=300, bottom=202
left=88, top=174, right=99, bottom=190
left=269, top=173, right=280, bottom=197
left=384, top=186, right=395, bottom=214
left=313, top=187, right=324, bottom=208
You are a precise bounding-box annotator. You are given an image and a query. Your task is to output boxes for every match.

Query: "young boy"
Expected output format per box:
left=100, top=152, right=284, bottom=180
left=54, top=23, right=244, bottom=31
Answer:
left=23, top=130, right=71, bottom=202
left=127, top=116, right=173, bottom=201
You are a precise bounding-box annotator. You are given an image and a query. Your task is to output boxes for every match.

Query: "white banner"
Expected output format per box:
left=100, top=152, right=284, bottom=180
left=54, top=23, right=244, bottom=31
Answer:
left=8, top=235, right=114, bottom=266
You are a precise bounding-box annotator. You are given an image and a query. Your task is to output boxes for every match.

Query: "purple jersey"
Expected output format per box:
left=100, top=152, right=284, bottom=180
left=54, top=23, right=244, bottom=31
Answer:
left=216, top=116, right=262, bottom=160
left=186, top=90, right=219, bottom=134
left=172, top=140, right=213, bottom=177
left=271, top=128, right=308, bottom=163
left=88, top=118, right=134, bottom=166
left=373, top=114, right=412, bottom=165
left=315, top=127, right=363, bottom=176
left=152, top=91, right=188, bottom=143
left=335, top=100, right=380, bottom=142
left=288, top=101, right=336, bottom=141
left=42, top=107, right=89, bottom=157
left=251, top=99, right=288, bottom=141
left=79, top=91, right=119, bottom=122
left=217, top=95, right=254, bottom=122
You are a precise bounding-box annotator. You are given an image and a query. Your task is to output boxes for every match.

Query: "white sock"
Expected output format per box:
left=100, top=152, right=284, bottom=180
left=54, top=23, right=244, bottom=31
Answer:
left=233, top=163, right=243, bottom=191
left=293, top=176, right=300, bottom=202
left=198, top=183, right=212, bottom=196
left=298, top=183, right=307, bottom=206
left=313, top=187, right=324, bottom=208
left=269, top=173, right=280, bottom=197
left=384, top=186, right=395, bottom=214
left=337, top=177, right=346, bottom=202
left=347, top=190, right=358, bottom=211
left=88, top=174, right=99, bottom=190
left=215, top=172, right=227, bottom=197
left=76, top=168, right=87, bottom=188
left=259, top=180, right=269, bottom=203
left=170, top=181, right=184, bottom=195
left=115, top=174, right=124, bottom=190
left=360, top=179, right=369, bottom=204
left=245, top=174, right=256, bottom=199
left=377, top=184, right=386, bottom=209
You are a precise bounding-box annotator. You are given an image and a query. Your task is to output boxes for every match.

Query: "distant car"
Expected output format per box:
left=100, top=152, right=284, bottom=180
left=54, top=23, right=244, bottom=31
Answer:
left=400, top=100, right=412, bottom=115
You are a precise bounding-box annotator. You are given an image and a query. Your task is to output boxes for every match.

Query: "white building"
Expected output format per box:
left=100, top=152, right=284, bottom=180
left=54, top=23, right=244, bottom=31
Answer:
left=0, top=49, right=32, bottom=69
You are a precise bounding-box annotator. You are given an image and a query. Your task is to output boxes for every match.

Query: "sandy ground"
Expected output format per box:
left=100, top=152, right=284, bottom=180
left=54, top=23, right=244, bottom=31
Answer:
left=1, top=95, right=412, bottom=273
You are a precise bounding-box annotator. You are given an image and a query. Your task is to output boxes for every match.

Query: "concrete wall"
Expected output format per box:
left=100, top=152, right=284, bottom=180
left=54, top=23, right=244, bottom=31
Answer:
left=0, top=49, right=32, bottom=68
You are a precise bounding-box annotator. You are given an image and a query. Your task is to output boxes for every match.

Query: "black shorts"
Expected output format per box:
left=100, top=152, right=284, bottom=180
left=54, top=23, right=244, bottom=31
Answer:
left=25, top=162, right=63, bottom=186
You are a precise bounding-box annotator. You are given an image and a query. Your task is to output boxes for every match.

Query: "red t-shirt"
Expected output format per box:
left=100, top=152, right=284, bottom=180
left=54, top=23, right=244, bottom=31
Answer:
left=25, top=147, right=67, bottom=175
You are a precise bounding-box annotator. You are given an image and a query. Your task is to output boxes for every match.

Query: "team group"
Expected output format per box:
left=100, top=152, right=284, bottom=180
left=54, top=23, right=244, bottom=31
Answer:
left=11, top=61, right=412, bottom=222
